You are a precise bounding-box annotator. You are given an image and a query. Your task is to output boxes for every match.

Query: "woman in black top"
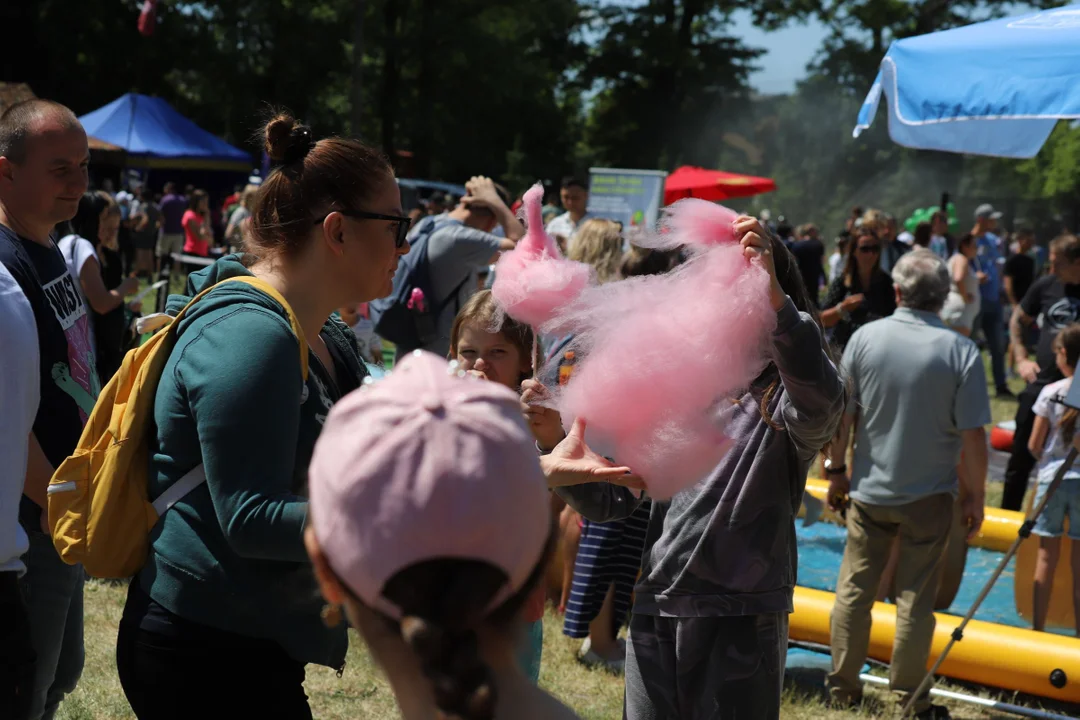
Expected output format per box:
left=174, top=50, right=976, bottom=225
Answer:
left=820, top=227, right=897, bottom=351
left=64, top=192, right=140, bottom=381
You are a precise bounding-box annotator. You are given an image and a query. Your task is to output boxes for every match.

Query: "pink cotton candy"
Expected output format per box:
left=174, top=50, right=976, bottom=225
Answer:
left=491, top=183, right=593, bottom=329
left=636, top=198, right=740, bottom=252
left=541, top=200, right=776, bottom=500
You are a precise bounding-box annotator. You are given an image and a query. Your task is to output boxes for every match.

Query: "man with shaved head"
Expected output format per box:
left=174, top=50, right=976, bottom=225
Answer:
left=0, top=99, right=92, bottom=720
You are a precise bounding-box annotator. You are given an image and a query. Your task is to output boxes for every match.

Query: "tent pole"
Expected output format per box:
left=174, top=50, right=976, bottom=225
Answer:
left=127, top=93, right=138, bottom=155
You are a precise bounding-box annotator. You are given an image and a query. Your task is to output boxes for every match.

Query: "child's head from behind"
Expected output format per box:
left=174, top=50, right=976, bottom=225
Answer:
left=450, top=289, right=533, bottom=391
left=1053, top=323, right=1080, bottom=377
left=306, top=352, right=552, bottom=720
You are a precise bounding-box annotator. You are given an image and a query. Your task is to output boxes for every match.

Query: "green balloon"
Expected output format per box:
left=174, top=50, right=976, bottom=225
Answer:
left=904, top=215, right=917, bottom=232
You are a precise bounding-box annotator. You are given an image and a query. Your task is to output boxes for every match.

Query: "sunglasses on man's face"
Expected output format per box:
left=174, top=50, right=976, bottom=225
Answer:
left=314, top=210, right=411, bottom=249
left=857, top=245, right=880, bottom=255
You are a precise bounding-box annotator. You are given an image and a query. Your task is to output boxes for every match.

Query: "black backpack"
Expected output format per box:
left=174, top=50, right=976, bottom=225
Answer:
left=370, top=217, right=468, bottom=352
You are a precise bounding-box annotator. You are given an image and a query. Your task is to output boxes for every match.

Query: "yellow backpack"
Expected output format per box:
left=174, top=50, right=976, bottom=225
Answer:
left=47, top=275, right=309, bottom=579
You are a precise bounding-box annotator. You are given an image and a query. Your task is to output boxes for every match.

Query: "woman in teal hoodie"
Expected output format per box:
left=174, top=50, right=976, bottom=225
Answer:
left=116, top=113, right=411, bottom=719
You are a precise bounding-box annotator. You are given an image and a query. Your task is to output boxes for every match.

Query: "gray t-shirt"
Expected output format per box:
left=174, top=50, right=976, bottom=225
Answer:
left=421, top=218, right=502, bottom=357
left=842, top=308, right=991, bottom=506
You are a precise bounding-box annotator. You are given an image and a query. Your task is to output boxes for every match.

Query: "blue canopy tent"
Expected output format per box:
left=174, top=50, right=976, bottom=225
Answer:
left=78, top=93, right=252, bottom=171
left=853, top=5, right=1080, bottom=158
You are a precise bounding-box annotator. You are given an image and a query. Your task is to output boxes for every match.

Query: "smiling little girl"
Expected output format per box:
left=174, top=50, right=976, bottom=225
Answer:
left=449, top=289, right=550, bottom=681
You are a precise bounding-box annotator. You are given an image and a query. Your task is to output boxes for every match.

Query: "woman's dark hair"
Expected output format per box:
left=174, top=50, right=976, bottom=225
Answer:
left=842, top=228, right=884, bottom=290
left=913, top=221, right=932, bottom=248
left=957, top=232, right=976, bottom=253
left=754, top=232, right=830, bottom=430
left=187, top=189, right=208, bottom=213
left=1055, top=324, right=1080, bottom=440
left=250, top=111, right=393, bottom=258
left=620, top=245, right=674, bottom=278
left=376, top=533, right=555, bottom=720
left=69, top=191, right=117, bottom=246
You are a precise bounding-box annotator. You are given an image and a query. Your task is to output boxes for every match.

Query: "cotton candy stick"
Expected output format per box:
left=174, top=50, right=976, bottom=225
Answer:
left=491, top=183, right=593, bottom=332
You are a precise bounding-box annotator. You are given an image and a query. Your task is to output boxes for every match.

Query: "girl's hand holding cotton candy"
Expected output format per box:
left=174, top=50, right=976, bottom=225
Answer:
left=520, top=378, right=566, bottom=451
left=734, top=216, right=787, bottom=310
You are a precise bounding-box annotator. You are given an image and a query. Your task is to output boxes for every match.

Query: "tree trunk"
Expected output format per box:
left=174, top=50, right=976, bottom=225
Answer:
left=380, top=0, right=401, bottom=159
left=351, top=0, right=366, bottom=137
left=414, top=0, right=435, bottom=177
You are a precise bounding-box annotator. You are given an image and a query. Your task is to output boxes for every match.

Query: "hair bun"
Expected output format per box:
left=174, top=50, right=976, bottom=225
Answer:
left=264, top=112, right=315, bottom=166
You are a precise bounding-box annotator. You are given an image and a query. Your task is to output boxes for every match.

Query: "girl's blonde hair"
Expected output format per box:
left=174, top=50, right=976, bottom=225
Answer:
left=448, top=290, right=534, bottom=384
left=568, top=218, right=623, bottom=284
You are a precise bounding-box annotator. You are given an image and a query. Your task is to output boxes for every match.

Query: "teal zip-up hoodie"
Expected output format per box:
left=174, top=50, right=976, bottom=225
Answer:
left=136, top=255, right=367, bottom=669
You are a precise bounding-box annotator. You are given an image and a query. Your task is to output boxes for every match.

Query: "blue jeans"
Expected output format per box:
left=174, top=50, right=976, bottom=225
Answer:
left=20, top=530, right=83, bottom=720
left=979, top=301, right=1007, bottom=391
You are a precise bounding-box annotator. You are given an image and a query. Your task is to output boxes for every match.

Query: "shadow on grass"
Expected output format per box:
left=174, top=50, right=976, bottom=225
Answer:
left=785, top=667, right=889, bottom=717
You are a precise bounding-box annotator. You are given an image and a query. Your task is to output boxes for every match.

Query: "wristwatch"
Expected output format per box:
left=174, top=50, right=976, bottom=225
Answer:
left=824, top=458, right=847, bottom=475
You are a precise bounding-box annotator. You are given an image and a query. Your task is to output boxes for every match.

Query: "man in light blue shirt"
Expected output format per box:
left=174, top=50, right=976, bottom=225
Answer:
left=972, top=203, right=1011, bottom=397
left=826, top=250, right=990, bottom=717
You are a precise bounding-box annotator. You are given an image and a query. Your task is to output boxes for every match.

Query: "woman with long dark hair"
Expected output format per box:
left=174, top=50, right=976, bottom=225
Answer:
left=820, top=226, right=897, bottom=351
left=58, top=191, right=140, bottom=381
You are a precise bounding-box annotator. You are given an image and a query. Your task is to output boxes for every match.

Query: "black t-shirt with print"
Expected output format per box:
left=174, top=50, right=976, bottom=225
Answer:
left=0, top=225, right=98, bottom=518
left=1020, top=274, right=1080, bottom=387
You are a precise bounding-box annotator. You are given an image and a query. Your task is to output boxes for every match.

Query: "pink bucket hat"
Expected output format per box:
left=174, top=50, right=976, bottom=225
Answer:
left=308, top=350, right=551, bottom=620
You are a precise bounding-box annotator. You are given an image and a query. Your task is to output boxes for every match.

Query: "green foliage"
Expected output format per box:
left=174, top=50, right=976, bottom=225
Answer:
left=13, top=0, right=1080, bottom=225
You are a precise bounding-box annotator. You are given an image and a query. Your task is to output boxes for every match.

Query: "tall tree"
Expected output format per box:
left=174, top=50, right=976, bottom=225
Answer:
left=582, top=0, right=762, bottom=169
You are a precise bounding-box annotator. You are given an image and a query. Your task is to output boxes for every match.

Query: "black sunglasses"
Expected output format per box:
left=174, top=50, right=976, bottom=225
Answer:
left=856, top=245, right=880, bottom=254
left=315, top=209, right=411, bottom=249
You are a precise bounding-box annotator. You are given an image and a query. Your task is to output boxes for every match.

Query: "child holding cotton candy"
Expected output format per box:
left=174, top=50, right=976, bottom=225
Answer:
left=448, top=289, right=629, bottom=683
left=551, top=216, right=845, bottom=719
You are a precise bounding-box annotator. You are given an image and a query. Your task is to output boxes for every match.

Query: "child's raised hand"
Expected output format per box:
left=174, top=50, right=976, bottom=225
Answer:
left=520, top=378, right=566, bottom=451
left=541, top=418, right=646, bottom=491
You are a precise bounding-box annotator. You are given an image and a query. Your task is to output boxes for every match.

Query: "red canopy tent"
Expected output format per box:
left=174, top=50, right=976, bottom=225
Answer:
left=663, top=166, right=776, bottom=205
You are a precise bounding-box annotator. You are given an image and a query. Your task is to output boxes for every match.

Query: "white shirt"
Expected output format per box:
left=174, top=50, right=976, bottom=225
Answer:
left=56, top=234, right=99, bottom=344
left=545, top=211, right=591, bottom=242
left=828, top=251, right=844, bottom=283
left=1033, top=377, right=1080, bottom=484
left=0, top=262, right=39, bottom=573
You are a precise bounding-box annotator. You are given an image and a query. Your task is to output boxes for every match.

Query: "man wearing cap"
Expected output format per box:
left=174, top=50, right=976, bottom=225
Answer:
left=972, top=203, right=1012, bottom=398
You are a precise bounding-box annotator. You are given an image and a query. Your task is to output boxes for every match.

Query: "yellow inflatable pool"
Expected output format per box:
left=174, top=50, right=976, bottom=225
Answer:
left=799, top=479, right=1080, bottom=701
left=790, top=586, right=1080, bottom=703
left=803, top=478, right=1022, bottom=552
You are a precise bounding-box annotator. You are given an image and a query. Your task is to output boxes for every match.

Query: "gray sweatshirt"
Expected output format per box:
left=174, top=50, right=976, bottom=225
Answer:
left=556, top=298, right=845, bottom=617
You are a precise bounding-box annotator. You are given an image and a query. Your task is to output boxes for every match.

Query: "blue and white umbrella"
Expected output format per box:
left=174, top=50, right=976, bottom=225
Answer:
left=853, top=5, right=1080, bottom=158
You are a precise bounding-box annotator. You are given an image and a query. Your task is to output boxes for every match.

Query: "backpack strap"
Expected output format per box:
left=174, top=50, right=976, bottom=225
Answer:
left=152, top=275, right=311, bottom=518
left=171, top=275, right=310, bottom=381
left=152, top=464, right=206, bottom=515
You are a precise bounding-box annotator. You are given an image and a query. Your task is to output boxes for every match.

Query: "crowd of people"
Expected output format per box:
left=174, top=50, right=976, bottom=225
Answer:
left=2, top=95, right=1080, bottom=720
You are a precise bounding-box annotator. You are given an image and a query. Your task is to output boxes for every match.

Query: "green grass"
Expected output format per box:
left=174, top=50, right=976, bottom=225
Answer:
left=61, top=579, right=1066, bottom=720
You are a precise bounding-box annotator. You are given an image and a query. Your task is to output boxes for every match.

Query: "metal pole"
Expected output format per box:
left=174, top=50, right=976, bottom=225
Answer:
left=861, top=674, right=1072, bottom=720
left=901, top=446, right=1079, bottom=716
